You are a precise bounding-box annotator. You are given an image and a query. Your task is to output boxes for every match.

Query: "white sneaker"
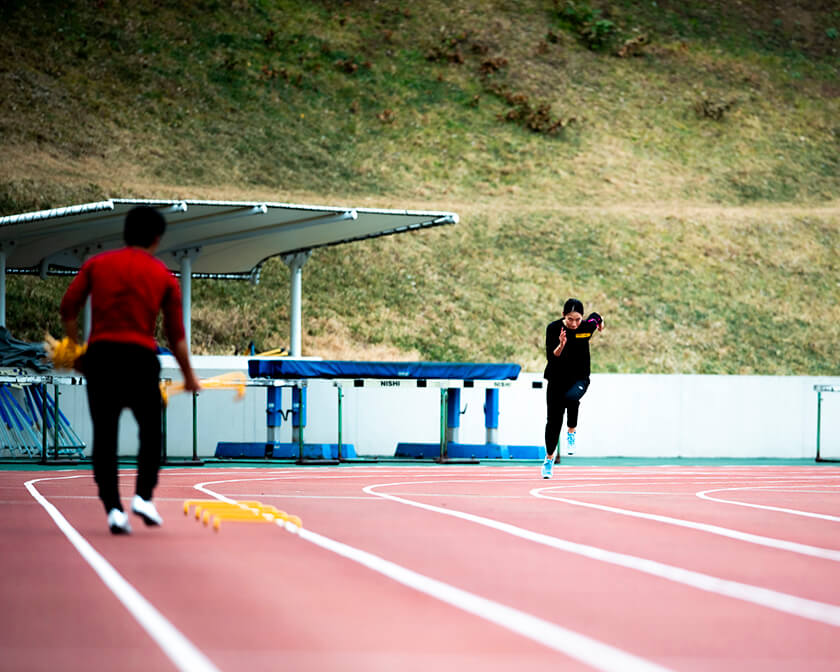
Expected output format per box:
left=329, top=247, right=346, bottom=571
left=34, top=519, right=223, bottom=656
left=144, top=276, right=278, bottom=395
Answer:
left=108, top=508, right=132, bottom=535
left=131, top=495, right=163, bottom=526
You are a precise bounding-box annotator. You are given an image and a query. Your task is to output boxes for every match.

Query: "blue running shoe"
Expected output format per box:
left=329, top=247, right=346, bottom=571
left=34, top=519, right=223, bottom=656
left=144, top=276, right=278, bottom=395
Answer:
left=566, top=431, right=576, bottom=455
left=541, top=456, right=554, bottom=479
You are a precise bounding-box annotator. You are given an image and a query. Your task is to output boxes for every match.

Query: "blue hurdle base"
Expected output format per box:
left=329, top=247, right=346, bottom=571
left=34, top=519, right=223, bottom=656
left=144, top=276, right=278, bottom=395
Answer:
left=395, top=442, right=543, bottom=460
left=215, top=442, right=357, bottom=459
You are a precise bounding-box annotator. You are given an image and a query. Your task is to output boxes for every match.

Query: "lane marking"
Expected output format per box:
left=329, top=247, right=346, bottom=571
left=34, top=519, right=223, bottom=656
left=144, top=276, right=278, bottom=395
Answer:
left=24, top=475, right=221, bottom=672
left=363, top=479, right=840, bottom=628
left=159, top=468, right=840, bottom=484
left=193, top=480, right=672, bottom=672
left=697, top=487, right=840, bottom=521
left=532, top=487, right=840, bottom=561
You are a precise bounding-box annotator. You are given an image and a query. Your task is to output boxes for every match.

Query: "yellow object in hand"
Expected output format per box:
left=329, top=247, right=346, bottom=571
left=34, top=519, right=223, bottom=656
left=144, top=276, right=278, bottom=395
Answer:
left=160, top=371, right=247, bottom=407
left=44, top=334, right=87, bottom=371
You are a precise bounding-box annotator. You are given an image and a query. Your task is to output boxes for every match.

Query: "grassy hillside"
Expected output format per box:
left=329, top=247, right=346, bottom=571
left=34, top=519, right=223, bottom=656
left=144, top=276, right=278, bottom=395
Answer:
left=1, top=0, right=838, bottom=374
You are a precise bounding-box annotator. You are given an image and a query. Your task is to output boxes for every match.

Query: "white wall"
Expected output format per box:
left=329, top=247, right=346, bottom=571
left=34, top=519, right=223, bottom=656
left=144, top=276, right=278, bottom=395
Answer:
left=46, top=356, right=840, bottom=460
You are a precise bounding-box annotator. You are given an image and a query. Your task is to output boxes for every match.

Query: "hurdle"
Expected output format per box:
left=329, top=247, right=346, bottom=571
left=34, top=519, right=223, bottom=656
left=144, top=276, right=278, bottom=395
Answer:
left=0, top=374, right=86, bottom=462
left=235, top=360, right=543, bottom=463
left=814, top=384, right=840, bottom=463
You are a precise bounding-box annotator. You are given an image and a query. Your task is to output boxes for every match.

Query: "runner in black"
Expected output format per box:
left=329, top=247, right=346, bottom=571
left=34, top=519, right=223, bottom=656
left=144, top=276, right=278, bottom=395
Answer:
left=542, top=298, right=604, bottom=478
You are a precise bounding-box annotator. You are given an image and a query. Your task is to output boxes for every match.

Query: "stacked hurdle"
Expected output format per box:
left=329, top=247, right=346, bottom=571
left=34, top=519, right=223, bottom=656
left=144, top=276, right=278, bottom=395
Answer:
left=184, top=499, right=303, bottom=533
left=0, top=385, right=41, bottom=457
left=0, top=384, right=85, bottom=458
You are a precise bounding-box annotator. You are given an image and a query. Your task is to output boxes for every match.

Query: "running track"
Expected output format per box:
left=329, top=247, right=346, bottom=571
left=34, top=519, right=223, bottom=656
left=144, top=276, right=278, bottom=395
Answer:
left=2, top=465, right=839, bottom=671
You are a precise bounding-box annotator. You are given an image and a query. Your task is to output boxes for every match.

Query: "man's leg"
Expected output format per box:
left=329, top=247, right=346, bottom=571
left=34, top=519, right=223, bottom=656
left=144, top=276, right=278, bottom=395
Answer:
left=129, top=348, right=164, bottom=525
left=132, top=387, right=162, bottom=501
left=85, top=351, right=124, bottom=513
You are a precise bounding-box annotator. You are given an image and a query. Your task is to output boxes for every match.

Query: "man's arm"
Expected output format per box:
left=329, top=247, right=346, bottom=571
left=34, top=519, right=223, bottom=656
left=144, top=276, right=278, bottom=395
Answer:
left=62, top=317, right=80, bottom=344
left=171, top=339, right=201, bottom=393
left=160, top=277, right=201, bottom=392
left=59, top=265, right=90, bottom=343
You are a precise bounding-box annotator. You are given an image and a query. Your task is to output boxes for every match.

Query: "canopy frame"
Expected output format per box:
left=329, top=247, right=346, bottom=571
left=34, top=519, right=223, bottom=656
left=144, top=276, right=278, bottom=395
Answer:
left=1, top=198, right=458, bottom=355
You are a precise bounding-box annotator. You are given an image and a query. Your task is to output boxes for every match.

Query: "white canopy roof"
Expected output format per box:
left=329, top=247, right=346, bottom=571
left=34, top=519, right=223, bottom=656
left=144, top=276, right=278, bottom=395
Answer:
left=0, top=198, right=458, bottom=355
left=0, top=198, right=458, bottom=277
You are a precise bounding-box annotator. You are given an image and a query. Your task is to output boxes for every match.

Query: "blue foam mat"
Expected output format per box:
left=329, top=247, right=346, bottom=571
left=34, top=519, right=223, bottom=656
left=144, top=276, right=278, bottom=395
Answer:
left=395, top=442, right=543, bottom=460
left=249, top=359, right=521, bottom=380
left=216, top=442, right=357, bottom=459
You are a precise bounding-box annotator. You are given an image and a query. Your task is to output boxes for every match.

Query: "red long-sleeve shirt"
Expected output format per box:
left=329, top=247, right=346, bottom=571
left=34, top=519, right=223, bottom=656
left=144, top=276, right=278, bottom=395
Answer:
left=60, top=247, right=186, bottom=351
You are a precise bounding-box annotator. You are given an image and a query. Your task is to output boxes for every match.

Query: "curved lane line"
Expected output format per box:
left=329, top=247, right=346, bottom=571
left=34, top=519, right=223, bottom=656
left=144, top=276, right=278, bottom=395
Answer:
left=531, top=487, right=840, bottom=561
left=696, top=487, right=840, bottom=522
left=193, top=479, right=672, bottom=672
left=362, top=479, right=840, bottom=628
left=24, top=475, right=221, bottom=672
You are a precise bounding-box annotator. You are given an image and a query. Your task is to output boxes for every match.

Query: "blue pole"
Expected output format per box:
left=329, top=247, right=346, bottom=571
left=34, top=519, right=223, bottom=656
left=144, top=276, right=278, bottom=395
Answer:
left=446, top=388, right=461, bottom=429
left=484, top=388, right=500, bottom=445
left=266, top=386, right=283, bottom=445
left=292, top=386, right=306, bottom=460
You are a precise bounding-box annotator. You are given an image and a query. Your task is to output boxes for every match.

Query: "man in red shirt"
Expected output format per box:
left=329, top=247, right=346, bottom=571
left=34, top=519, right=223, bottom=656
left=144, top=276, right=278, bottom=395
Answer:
left=60, top=206, right=200, bottom=534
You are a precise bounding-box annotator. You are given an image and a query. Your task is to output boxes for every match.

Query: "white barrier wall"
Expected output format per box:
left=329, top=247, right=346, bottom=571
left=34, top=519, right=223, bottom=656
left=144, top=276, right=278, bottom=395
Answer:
left=51, top=356, right=840, bottom=460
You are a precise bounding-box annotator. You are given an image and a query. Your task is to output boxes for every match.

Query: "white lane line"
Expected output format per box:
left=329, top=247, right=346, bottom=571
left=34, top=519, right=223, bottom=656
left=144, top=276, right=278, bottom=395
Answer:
left=230, top=492, right=528, bottom=499
left=24, top=475, right=221, bottom=672
left=697, top=487, right=840, bottom=521
left=214, top=493, right=382, bottom=500
left=168, top=468, right=840, bottom=483
left=363, top=479, right=840, bottom=628
left=531, top=487, right=840, bottom=562
left=192, top=480, right=672, bottom=672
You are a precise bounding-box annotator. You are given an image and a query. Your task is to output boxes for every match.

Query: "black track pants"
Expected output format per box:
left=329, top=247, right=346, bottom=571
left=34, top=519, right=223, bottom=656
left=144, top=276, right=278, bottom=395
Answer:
left=83, top=342, right=162, bottom=512
left=544, top=378, right=589, bottom=455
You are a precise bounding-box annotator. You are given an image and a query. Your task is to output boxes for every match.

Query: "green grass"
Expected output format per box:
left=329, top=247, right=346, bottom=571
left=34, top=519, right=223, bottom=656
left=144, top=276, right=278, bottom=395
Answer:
left=1, top=0, right=838, bottom=374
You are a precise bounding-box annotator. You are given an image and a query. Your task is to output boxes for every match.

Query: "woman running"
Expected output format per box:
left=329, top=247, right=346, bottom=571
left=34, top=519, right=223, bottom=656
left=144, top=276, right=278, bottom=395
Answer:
left=542, top=298, right=604, bottom=478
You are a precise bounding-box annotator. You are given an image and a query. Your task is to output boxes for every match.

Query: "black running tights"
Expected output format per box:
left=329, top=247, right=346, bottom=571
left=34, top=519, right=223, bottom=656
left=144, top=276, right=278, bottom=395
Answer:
left=544, top=378, right=589, bottom=456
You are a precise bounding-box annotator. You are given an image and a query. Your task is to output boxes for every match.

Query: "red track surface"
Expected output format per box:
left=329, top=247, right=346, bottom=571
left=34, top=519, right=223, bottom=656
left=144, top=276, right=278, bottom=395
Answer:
left=2, top=465, right=839, bottom=671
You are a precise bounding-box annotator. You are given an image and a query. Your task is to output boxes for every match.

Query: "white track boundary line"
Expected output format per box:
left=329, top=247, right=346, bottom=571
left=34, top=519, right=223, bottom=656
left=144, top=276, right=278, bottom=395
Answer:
left=192, top=480, right=672, bottom=672
left=24, top=475, right=221, bottom=672
left=697, top=487, right=840, bottom=521
left=531, top=487, right=840, bottom=562
left=362, top=479, right=840, bottom=628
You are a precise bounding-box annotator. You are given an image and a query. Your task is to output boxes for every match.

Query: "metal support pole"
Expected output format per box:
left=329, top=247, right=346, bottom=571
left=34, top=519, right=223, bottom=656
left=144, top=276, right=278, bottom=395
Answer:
left=283, top=252, right=311, bottom=358
left=439, top=388, right=448, bottom=462
left=181, top=256, right=192, bottom=353
left=291, top=262, right=301, bottom=357
left=40, top=384, right=48, bottom=464
left=337, top=386, right=343, bottom=461
left=0, top=250, right=5, bottom=327
left=192, top=391, right=198, bottom=461
left=816, top=390, right=823, bottom=462
left=52, top=384, right=60, bottom=460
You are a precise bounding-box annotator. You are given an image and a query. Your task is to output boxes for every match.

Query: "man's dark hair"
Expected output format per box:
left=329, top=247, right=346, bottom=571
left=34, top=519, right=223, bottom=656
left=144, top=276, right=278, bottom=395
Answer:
left=123, top=206, right=167, bottom=247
